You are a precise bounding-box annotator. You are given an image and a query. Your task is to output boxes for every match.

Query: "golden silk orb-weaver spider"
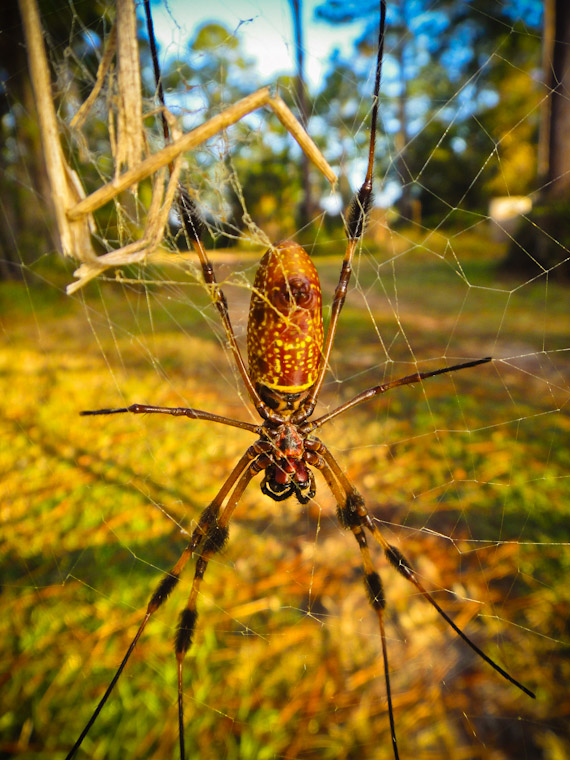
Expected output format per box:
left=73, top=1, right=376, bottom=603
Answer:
left=68, top=2, right=535, bottom=758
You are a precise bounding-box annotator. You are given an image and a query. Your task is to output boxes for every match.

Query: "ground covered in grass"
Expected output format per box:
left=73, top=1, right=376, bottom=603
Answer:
left=1, top=229, right=569, bottom=759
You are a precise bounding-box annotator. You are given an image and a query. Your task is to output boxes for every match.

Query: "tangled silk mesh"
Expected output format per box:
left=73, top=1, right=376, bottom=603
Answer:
left=2, top=2, right=569, bottom=759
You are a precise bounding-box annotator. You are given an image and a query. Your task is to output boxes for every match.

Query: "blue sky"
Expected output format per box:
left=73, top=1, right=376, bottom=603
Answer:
left=142, top=1, right=386, bottom=208
left=145, top=0, right=368, bottom=91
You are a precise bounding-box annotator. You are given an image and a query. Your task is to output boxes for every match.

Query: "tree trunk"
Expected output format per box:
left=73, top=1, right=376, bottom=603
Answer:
left=537, top=0, right=555, bottom=179
left=505, top=0, right=570, bottom=279
left=546, top=0, right=570, bottom=197
left=0, top=0, right=55, bottom=279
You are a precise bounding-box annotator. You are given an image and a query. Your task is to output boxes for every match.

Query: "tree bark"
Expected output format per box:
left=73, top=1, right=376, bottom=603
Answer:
left=546, top=0, right=570, bottom=197
left=505, top=0, right=570, bottom=279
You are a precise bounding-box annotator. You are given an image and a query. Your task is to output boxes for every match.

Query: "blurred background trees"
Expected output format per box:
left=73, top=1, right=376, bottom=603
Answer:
left=505, top=0, right=570, bottom=277
left=2, top=0, right=567, bottom=277
left=1, top=0, right=111, bottom=277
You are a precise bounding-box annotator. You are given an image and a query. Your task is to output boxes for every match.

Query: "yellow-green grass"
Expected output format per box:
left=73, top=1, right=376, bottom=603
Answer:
left=2, top=233, right=569, bottom=759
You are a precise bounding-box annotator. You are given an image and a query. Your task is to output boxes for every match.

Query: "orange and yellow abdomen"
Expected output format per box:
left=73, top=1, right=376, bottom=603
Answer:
left=247, top=241, right=323, bottom=393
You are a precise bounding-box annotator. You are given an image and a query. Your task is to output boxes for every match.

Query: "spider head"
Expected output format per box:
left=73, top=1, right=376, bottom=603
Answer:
left=260, top=460, right=315, bottom=505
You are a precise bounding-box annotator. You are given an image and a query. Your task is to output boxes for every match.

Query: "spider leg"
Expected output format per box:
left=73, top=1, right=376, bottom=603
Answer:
left=64, top=450, right=257, bottom=760
left=314, top=455, right=400, bottom=760
left=296, top=0, right=386, bottom=424
left=318, top=442, right=536, bottom=700
left=80, top=402, right=260, bottom=434
left=369, top=527, right=536, bottom=699
left=303, top=356, right=492, bottom=433
left=174, top=456, right=264, bottom=760
left=173, top=190, right=273, bottom=420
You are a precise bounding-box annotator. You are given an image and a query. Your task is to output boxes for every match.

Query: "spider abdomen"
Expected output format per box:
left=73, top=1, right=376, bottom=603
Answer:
left=247, top=241, right=323, bottom=394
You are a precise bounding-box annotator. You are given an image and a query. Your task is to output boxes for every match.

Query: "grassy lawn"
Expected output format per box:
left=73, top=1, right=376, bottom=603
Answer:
left=1, top=228, right=569, bottom=759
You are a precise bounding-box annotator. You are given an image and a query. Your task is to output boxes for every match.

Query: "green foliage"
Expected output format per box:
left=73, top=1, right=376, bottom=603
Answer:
left=162, top=22, right=256, bottom=109
left=316, top=1, right=543, bottom=224
left=404, top=30, right=540, bottom=220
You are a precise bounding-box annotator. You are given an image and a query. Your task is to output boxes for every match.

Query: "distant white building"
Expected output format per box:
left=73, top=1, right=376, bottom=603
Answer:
left=489, top=196, right=533, bottom=241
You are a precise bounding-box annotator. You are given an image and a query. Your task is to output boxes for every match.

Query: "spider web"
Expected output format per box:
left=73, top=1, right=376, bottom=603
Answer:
left=2, top=2, right=569, bottom=759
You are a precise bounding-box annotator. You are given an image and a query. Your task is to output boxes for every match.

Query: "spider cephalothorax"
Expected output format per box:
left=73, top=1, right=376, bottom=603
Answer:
left=257, top=423, right=317, bottom=504
left=70, top=3, right=534, bottom=759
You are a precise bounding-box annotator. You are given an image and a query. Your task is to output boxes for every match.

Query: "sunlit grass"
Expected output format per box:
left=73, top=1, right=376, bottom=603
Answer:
left=1, top=236, right=569, bottom=759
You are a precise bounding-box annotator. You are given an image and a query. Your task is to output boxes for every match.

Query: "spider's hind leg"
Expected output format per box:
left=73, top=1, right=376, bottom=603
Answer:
left=172, top=451, right=262, bottom=759
left=315, top=440, right=535, bottom=709
left=314, top=455, right=400, bottom=760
